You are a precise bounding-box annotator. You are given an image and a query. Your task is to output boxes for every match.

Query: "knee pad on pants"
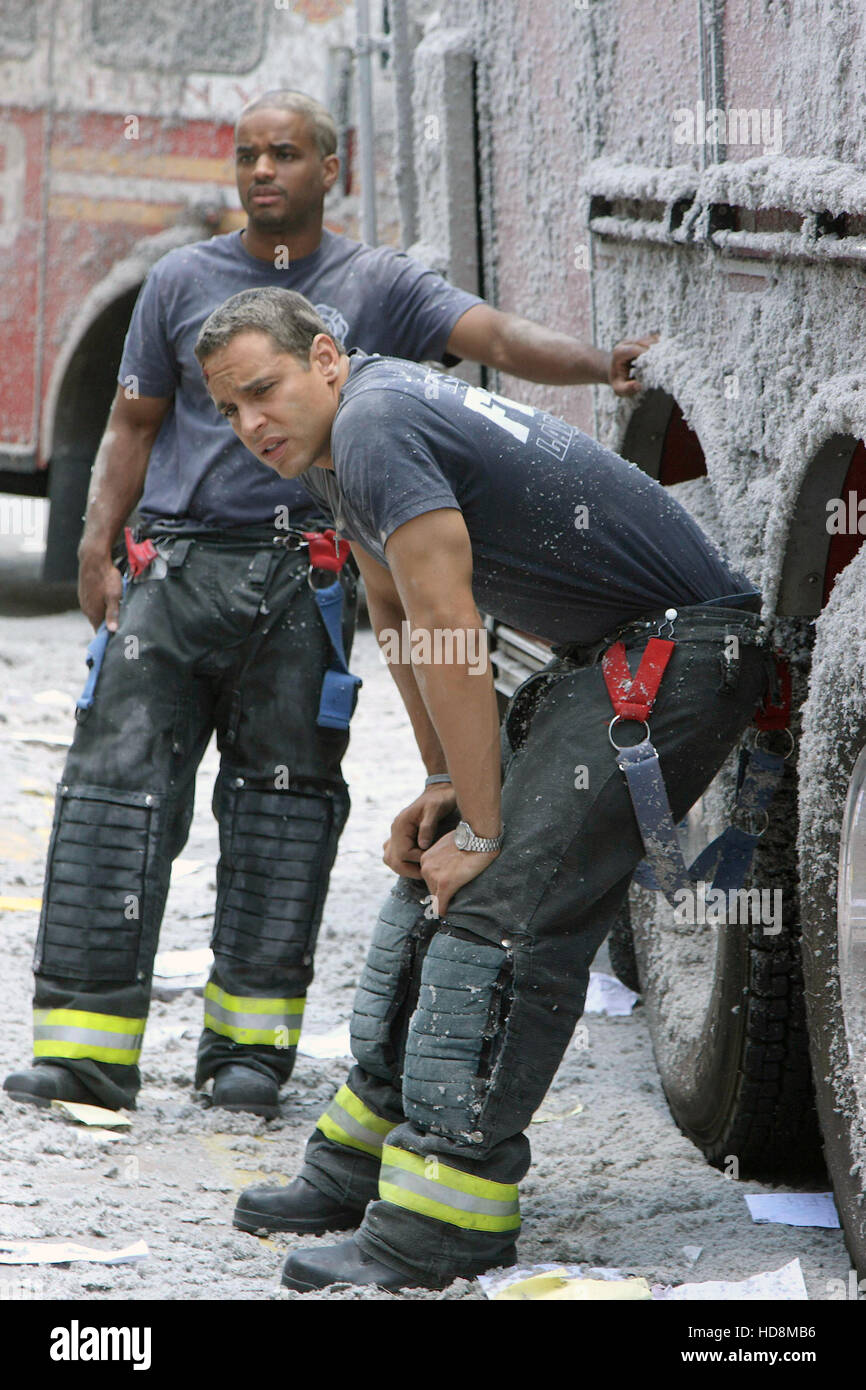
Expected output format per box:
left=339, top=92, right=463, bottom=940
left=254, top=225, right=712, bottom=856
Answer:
left=350, top=881, right=433, bottom=1085
left=35, top=784, right=166, bottom=983
left=402, top=930, right=513, bottom=1140
left=213, top=778, right=348, bottom=976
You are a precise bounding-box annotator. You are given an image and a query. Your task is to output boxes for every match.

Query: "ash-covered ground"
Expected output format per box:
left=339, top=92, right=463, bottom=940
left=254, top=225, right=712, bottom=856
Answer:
left=0, top=514, right=852, bottom=1301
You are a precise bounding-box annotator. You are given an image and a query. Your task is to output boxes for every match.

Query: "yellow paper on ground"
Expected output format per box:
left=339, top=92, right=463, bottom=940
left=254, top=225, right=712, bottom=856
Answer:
left=493, top=1269, right=652, bottom=1300
left=51, top=1100, right=131, bottom=1128
left=0, top=896, right=42, bottom=911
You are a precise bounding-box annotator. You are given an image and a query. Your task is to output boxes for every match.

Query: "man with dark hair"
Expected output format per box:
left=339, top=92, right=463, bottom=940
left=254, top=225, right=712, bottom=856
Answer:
left=195, top=290, right=772, bottom=1291
left=4, top=89, right=654, bottom=1122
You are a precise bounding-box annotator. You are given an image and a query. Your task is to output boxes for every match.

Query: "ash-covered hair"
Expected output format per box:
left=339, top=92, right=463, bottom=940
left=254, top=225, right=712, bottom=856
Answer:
left=236, top=90, right=337, bottom=160
left=195, top=288, right=344, bottom=367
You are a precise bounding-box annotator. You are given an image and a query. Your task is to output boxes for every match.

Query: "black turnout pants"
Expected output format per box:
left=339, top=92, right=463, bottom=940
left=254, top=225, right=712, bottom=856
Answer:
left=31, top=533, right=355, bottom=1109
left=299, top=604, right=775, bottom=1284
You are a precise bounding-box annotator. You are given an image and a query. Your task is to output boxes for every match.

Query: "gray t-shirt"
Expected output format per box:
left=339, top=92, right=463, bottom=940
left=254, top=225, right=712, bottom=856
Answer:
left=118, top=228, right=482, bottom=528
left=302, top=353, right=752, bottom=646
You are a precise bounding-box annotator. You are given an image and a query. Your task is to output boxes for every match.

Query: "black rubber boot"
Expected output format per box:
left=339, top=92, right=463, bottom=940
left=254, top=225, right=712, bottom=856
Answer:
left=211, top=1064, right=280, bottom=1119
left=3, top=1064, right=111, bottom=1109
left=234, top=1177, right=364, bottom=1235
left=281, top=1237, right=446, bottom=1293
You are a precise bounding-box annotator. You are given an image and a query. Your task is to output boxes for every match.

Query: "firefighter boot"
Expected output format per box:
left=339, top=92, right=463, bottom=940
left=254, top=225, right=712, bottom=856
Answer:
left=234, top=1177, right=363, bottom=1235
left=3, top=1063, right=111, bottom=1109
left=280, top=1236, right=446, bottom=1292
left=211, top=1063, right=280, bottom=1119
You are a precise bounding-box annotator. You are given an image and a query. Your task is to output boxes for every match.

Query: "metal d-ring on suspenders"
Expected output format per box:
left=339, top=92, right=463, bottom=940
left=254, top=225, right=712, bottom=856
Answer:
left=76, top=526, right=363, bottom=735
left=603, top=608, right=792, bottom=907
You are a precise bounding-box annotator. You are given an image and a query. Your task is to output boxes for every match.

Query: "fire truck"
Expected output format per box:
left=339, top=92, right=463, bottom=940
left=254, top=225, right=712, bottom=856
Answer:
left=0, top=0, right=387, bottom=578
left=395, top=0, right=866, bottom=1276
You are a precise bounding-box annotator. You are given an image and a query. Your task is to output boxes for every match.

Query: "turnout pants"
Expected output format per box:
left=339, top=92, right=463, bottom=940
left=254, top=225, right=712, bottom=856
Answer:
left=31, top=533, right=355, bottom=1109
left=299, top=604, right=775, bottom=1284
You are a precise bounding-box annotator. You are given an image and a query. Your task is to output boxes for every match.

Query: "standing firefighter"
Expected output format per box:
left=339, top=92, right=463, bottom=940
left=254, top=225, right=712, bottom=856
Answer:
left=195, top=288, right=775, bottom=1290
left=4, top=91, right=652, bottom=1118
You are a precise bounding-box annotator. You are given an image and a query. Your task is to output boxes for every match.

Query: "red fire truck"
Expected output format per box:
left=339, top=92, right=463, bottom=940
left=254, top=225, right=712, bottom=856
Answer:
left=0, top=0, right=363, bottom=578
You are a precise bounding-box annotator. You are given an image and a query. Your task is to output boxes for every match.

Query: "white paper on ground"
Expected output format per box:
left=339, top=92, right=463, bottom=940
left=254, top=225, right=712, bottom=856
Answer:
left=3, top=729, right=72, bottom=748
left=33, top=690, right=74, bottom=708
left=744, top=1192, right=840, bottom=1228
left=682, top=1245, right=703, bottom=1264
left=297, top=1024, right=352, bottom=1059
left=656, top=1258, right=808, bottom=1301
left=0, top=1239, right=148, bottom=1266
left=584, top=971, right=640, bottom=1016
left=170, top=859, right=207, bottom=880
left=479, top=1263, right=629, bottom=1299
left=51, top=1100, right=131, bottom=1128
left=153, top=947, right=213, bottom=978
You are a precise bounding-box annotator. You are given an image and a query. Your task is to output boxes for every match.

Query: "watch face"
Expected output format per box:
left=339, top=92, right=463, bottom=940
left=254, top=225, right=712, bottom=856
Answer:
left=455, top=822, right=470, bottom=849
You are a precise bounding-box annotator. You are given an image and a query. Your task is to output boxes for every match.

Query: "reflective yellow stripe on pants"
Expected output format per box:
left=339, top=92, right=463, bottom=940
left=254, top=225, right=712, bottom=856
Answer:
left=378, top=1143, right=521, bottom=1234
left=33, top=1007, right=146, bottom=1066
left=203, top=982, right=305, bottom=1047
left=316, top=1084, right=397, bottom=1157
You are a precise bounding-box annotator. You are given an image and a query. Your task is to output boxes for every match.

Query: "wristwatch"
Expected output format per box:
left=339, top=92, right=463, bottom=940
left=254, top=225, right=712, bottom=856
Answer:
left=454, top=820, right=504, bottom=853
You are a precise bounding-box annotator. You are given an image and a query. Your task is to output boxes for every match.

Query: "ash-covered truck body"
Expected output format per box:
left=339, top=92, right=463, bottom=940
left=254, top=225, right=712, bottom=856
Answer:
left=396, top=0, right=866, bottom=1272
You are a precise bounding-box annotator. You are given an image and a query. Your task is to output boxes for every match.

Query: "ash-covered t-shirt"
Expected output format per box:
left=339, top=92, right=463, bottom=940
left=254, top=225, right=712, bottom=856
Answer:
left=117, top=228, right=482, bottom=528
left=301, top=353, right=753, bottom=646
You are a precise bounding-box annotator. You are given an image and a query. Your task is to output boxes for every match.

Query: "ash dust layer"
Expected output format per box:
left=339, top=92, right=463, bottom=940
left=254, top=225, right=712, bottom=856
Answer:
left=0, top=557, right=850, bottom=1299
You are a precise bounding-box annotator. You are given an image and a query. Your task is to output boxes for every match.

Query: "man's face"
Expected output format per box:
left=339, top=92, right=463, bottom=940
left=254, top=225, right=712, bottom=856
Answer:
left=204, top=331, right=339, bottom=477
left=234, top=108, right=338, bottom=232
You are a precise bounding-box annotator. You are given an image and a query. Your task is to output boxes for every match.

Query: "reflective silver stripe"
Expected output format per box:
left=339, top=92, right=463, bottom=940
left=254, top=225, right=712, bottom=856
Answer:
left=378, top=1163, right=520, bottom=1218
left=33, top=1023, right=143, bottom=1051
left=321, top=1097, right=388, bottom=1151
left=203, top=998, right=302, bottom=1032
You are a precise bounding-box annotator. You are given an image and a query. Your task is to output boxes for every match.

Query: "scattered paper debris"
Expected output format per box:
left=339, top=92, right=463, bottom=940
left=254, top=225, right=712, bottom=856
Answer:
left=33, top=689, right=74, bottom=708
left=656, top=1258, right=807, bottom=1301
left=682, top=1245, right=703, bottom=1264
left=3, top=729, right=72, bottom=748
left=0, top=896, right=42, bottom=912
left=0, top=1239, right=147, bottom=1266
left=530, top=1102, right=584, bottom=1125
left=152, top=947, right=212, bottom=998
left=745, top=1192, right=840, bottom=1228
left=51, top=1101, right=131, bottom=1129
left=480, top=1262, right=644, bottom=1300
left=170, top=858, right=207, bottom=880
left=297, top=1023, right=352, bottom=1059
left=584, top=971, right=640, bottom=1016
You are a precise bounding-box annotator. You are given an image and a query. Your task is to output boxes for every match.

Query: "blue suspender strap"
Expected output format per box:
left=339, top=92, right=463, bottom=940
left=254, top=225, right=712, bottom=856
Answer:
left=311, top=578, right=363, bottom=731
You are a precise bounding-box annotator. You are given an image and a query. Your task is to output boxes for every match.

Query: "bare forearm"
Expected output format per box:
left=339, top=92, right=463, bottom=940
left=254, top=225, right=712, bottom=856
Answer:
left=367, top=588, right=447, bottom=775
left=493, top=314, right=610, bottom=385
left=80, top=432, right=149, bottom=557
left=407, top=612, right=501, bottom=837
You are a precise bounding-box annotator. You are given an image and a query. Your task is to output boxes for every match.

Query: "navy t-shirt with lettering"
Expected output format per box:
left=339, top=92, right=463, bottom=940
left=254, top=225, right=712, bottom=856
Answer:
left=117, top=228, right=482, bottom=528
left=301, top=353, right=753, bottom=646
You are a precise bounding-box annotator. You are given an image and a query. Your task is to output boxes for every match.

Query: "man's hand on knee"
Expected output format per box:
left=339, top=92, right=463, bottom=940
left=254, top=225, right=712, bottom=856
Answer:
left=419, top=831, right=500, bottom=918
left=383, top=786, right=457, bottom=879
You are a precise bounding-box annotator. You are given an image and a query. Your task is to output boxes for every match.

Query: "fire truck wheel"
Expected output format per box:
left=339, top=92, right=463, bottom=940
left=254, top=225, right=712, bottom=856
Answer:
left=799, top=552, right=866, bottom=1276
left=44, top=450, right=92, bottom=583
left=606, top=899, right=641, bottom=995
left=629, top=621, right=823, bottom=1180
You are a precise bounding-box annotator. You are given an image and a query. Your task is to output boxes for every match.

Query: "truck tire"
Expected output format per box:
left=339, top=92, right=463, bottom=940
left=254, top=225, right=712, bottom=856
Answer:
left=43, top=450, right=92, bottom=582
left=606, top=899, right=641, bottom=995
left=628, top=619, right=824, bottom=1180
left=798, top=551, right=866, bottom=1274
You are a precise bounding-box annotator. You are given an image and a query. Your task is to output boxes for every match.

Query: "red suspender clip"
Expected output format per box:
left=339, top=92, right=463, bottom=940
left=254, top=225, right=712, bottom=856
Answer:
left=303, top=528, right=351, bottom=573
left=124, top=526, right=158, bottom=579
left=602, top=637, right=676, bottom=747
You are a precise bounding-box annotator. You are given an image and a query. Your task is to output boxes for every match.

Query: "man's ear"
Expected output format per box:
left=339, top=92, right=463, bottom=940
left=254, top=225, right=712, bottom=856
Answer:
left=322, top=154, right=340, bottom=192
left=310, top=332, right=341, bottom=378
